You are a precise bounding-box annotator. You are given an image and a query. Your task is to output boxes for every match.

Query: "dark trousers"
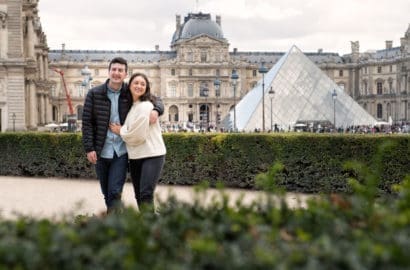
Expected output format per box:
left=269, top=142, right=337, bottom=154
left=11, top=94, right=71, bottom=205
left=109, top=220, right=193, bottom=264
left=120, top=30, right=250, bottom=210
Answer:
left=95, top=153, right=128, bottom=210
left=129, top=155, right=165, bottom=207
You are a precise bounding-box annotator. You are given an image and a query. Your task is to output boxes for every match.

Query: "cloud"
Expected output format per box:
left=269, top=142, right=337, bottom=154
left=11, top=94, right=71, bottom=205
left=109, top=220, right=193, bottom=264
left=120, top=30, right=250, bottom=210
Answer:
left=38, top=0, right=410, bottom=54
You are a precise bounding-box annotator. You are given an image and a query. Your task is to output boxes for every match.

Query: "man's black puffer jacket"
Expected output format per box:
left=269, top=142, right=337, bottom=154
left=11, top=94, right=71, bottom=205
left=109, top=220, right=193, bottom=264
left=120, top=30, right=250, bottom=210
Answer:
left=82, top=80, right=132, bottom=156
left=82, top=79, right=164, bottom=157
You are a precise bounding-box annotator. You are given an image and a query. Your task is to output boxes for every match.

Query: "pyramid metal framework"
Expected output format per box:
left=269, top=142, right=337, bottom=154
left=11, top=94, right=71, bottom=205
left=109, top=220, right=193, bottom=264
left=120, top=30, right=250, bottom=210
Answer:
left=221, top=46, right=377, bottom=132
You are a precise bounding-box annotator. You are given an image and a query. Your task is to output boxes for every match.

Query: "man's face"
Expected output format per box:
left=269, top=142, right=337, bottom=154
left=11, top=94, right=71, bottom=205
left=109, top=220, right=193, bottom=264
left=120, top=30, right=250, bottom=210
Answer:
left=108, top=63, right=127, bottom=85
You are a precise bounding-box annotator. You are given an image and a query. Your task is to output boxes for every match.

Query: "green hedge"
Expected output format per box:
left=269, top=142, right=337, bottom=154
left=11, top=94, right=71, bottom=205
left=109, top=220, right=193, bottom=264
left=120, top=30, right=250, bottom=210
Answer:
left=1, top=175, right=410, bottom=269
left=0, top=132, right=409, bottom=193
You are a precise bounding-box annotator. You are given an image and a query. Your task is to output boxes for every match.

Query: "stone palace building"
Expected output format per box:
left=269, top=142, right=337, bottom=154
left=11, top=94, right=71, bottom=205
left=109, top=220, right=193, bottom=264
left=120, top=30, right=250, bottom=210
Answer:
left=1, top=0, right=409, bottom=131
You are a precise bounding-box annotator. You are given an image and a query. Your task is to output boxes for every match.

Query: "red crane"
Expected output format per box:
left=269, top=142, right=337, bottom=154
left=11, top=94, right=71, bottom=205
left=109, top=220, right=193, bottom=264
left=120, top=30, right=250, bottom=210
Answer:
left=51, top=68, right=74, bottom=115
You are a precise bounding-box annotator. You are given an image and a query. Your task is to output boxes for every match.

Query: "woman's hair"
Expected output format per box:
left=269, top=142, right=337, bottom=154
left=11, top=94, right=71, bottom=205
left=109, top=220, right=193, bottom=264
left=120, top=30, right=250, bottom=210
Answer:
left=128, top=72, right=156, bottom=103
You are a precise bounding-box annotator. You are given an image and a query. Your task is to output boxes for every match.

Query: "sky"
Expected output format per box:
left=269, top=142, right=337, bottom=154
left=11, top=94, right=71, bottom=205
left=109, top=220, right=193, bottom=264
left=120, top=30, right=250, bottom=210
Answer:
left=37, top=0, right=410, bottom=55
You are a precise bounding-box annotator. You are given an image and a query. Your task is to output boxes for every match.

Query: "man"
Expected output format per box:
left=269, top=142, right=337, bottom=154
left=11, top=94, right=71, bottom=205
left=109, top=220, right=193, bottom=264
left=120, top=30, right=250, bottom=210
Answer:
left=82, top=57, right=163, bottom=213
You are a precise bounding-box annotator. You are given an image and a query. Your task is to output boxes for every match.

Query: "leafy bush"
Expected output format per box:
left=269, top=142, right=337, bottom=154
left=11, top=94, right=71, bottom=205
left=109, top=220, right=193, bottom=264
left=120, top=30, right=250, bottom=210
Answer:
left=1, top=132, right=409, bottom=193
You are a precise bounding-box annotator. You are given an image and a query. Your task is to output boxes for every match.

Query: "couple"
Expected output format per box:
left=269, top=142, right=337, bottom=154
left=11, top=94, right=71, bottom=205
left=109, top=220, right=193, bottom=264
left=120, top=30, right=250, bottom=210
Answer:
left=82, top=57, right=166, bottom=213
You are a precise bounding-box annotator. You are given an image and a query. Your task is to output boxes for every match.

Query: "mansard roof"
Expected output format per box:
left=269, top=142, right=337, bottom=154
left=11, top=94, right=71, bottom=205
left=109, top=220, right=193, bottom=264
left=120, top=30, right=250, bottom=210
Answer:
left=231, top=51, right=344, bottom=65
left=48, top=50, right=176, bottom=63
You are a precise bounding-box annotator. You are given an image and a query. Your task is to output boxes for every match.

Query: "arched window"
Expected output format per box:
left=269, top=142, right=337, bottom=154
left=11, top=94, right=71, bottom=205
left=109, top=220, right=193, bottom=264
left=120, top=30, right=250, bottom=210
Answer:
left=168, top=105, right=179, bottom=122
left=200, top=104, right=210, bottom=128
left=377, top=103, right=383, bottom=119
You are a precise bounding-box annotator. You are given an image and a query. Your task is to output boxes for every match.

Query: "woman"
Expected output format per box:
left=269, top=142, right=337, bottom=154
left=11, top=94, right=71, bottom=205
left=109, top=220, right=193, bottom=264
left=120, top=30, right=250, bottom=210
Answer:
left=110, top=72, right=166, bottom=209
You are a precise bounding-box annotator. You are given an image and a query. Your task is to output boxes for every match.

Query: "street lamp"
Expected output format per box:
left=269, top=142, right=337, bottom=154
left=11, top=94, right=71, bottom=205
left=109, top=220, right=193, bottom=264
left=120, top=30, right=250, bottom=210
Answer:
left=12, top=113, right=16, bottom=132
left=268, top=87, right=275, bottom=131
left=259, top=61, right=268, bottom=132
left=214, top=78, right=221, bottom=128
left=231, top=69, right=239, bottom=131
left=203, top=87, right=209, bottom=131
left=332, top=89, right=337, bottom=130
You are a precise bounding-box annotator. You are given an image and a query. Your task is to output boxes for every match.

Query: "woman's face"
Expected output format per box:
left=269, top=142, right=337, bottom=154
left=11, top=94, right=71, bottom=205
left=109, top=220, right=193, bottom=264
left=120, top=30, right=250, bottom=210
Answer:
left=130, top=75, right=147, bottom=101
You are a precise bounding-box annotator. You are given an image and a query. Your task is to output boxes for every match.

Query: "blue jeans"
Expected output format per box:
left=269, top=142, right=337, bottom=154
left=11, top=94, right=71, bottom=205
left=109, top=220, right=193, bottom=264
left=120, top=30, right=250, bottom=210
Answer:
left=95, top=152, right=128, bottom=210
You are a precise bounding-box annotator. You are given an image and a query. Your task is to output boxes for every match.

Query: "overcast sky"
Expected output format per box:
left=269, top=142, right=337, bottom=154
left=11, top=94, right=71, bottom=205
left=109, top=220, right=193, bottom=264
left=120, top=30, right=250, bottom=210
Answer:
left=38, top=0, right=410, bottom=55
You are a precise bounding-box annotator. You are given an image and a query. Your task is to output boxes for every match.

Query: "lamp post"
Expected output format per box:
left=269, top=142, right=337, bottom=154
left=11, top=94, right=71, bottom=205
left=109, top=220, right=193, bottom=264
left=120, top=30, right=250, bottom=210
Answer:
left=268, top=87, right=275, bottom=131
left=81, top=65, right=93, bottom=90
left=12, top=113, right=16, bottom=132
left=332, top=89, right=337, bottom=131
left=203, top=87, right=209, bottom=131
left=231, top=69, right=239, bottom=131
left=259, top=61, right=268, bottom=132
left=214, top=78, right=221, bottom=128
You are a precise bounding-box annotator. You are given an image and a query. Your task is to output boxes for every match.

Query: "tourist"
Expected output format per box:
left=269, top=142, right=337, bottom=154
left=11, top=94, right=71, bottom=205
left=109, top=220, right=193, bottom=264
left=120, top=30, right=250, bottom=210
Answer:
left=82, top=58, right=163, bottom=213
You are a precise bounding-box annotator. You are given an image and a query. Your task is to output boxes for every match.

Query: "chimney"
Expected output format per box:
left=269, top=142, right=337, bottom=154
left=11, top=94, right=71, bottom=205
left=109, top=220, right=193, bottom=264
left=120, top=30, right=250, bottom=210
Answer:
left=233, top=48, right=237, bottom=54
left=176, top=15, right=181, bottom=30
left=216, top=15, right=221, bottom=26
left=350, top=41, right=359, bottom=63
left=318, top=48, right=323, bottom=54
left=155, top=45, right=159, bottom=51
left=61, top=43, right=66, bottom=58
left=385, top=40, right=393, bottom=49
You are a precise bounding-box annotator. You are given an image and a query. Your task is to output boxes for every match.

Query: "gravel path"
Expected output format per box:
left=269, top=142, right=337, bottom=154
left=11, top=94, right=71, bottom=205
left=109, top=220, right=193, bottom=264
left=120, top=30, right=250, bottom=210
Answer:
left=0, top=176, right=310, bottom=220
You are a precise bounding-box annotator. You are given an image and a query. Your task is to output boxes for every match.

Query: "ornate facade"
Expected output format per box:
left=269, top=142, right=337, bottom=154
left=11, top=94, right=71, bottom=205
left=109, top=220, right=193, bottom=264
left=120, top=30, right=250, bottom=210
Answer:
left=0, top=2, right=409, bottom=131
left=0, top=0, right=50, bottom=131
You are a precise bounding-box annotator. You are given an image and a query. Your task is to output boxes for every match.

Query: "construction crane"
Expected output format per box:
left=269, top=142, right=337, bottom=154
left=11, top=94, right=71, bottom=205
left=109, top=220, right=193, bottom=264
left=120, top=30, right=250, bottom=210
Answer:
left=51, top=68, right=76, bottom=131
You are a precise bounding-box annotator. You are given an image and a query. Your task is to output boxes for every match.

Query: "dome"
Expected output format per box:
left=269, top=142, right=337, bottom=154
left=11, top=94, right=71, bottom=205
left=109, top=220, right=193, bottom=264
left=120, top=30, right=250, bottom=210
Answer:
left=172, top=13, right=224, bottom=45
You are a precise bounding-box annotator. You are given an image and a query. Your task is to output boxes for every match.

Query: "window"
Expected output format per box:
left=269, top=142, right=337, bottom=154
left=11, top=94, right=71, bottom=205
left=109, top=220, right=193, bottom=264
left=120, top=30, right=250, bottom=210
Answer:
left=376, top=82, right=383, bottom=95
left=51, top=84, right=56, bottom=97
left=201, top=51, right=207, bottom=63
left=339, top=70, right=343, bottom=77
left=189, top=69, right=193, bottom=76
left=389, top=80, right=393, bottom=93
left=216, top=69, right=220, bottom=77
left=377, top=103, right=383, bottom=119
left=168, top=83, right=177, bottom=97
left=215, top=53, right=221, bottom=62
left=252, top=70, right=257, bottom=77
left=187, top=52, right=193, bottom=62
left=390, top=65, right=393, bottom=72
left=171, top=69, right=175, bottom=76
left=187, top=83, right=193, bottom=97
left=377, top=66, right=382, bottom=73
left=363, top=81, right=368, bottom=95
left=200, top=82, right=209, bottom=97
left=76, top=83, right=85, bottom=97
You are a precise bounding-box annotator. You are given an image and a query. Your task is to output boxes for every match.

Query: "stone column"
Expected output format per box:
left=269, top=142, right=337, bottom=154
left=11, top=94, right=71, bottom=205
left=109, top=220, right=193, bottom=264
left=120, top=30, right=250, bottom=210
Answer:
left=38, top=53, right=44, bottom=79
left=45, top=93, right=52, bottom=124
left=0, top=11, right=7, bottom=59
left=28, top=80, right=37, bottom=128
left=43, top=54, right=49, bottom=80
left=26, top=15, right=35, bottom=59
left=39, top=93, right=45, bottom=124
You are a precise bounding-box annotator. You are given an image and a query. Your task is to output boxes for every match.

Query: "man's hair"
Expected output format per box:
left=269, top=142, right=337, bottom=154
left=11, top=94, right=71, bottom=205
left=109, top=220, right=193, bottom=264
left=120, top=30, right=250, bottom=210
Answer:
left=108, top=57, right=128, bottom=72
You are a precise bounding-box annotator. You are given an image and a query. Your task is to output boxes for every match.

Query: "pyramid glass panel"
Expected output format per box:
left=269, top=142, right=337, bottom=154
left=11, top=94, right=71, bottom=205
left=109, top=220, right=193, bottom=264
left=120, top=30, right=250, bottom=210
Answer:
left=221, top=46, right=376, bottom=131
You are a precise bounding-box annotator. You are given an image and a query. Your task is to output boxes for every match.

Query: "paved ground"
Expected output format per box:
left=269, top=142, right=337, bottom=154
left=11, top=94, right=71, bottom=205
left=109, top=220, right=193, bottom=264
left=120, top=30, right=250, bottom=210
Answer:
left=0, top=176, right=311, bottom=220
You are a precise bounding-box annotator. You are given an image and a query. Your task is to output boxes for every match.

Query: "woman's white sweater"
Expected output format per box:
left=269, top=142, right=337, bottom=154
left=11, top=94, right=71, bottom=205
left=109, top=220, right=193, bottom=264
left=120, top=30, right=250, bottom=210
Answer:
left=120, top=100, right=166, bottom=159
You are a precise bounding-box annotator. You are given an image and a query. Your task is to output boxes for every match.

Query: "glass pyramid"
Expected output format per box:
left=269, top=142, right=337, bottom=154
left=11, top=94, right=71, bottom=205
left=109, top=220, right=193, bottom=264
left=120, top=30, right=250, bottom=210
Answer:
left=221, top=46, right=376, bottom=132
